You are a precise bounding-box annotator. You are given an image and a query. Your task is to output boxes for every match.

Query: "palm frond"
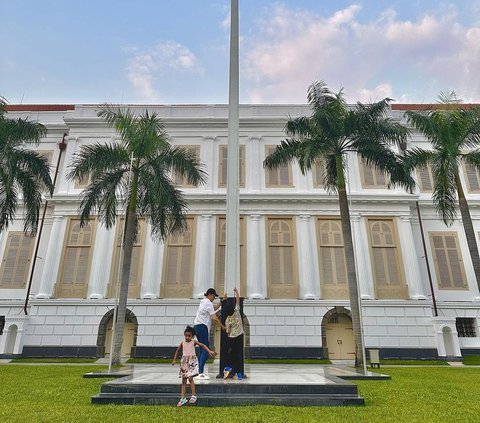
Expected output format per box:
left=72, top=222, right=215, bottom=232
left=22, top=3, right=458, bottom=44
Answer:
left=431, top=155, right=457, bottom=225
left=137, top=166, right=188, bottom=241
left=263, top=138, right=303, bottom=170
left=401, top=147, right=435, bottom=172
left=67, top=143, right=130, bottom=182
left=0, top=116, right=47, bottom=147
left=156, top=145, right=207, bottom=187
left=78, top=169, right=128, bottom=229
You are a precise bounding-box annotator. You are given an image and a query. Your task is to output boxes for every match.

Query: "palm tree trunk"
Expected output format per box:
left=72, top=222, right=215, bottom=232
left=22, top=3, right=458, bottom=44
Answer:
left=336, top=155, right=365, bottom=371
left=455, top=171, right=480, bottom=292
left=112, top=171, right=139, bottom=365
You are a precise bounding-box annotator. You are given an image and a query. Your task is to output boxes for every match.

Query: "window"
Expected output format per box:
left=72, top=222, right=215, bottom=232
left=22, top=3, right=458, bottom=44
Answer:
left=265, top=146, right=293, bottom=187
left=266, top=217, right=298, bottom=298
left=463, top=163, right=480, bottom=193
left=312, top=159, right=326, bottom=188
left=456, top=318, right=477, bottom=337
left=215, top=217, right=246, bottom=295
left=0, top=232, right=35, bottom=288
left=316, top=219, right=348, bottom=299
left=56, top=219, right=95, bottom=298
left=416, top=165, right=434, bottom=192
left=218, top=145, right=246, bottom=188
left=0, top=316, right=4, bottom=335
left=172, top=146, right=200, bottom=188
left=162, top=217, right=195, bottom=298
left=430, top=232, right=468, bottom=290
left=108, top=219, right=146, bottom=299
left=360, top=159, right=388, bottom=189
left=37, top=150, right=54, bottom=165
left=368, top=219, right=408, bottom=299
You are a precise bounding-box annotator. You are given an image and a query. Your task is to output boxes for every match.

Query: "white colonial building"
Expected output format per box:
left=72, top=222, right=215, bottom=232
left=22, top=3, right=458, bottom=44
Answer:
left=0, top=103, right=479, bottom=360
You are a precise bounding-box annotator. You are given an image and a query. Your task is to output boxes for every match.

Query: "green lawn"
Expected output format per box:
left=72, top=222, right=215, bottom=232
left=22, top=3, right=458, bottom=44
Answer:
left=0, top=365, right=479, bottom=422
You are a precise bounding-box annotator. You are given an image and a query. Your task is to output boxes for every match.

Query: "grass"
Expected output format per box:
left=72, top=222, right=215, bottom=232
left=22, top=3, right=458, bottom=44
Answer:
left=0, top=365, right=479, bottom=422
left=371, top=359, right=449, bottom=366
left=10, top=358, right=98, bottom=364
left=463, top=355, right=480, bottom=365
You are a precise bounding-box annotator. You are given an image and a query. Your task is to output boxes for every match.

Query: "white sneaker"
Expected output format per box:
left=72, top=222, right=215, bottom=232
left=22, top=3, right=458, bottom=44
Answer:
left=196, top=373, right=210, bottom=380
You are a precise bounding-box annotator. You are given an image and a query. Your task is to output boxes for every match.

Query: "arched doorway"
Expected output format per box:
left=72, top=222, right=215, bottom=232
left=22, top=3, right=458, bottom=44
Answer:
left=442, top=326, right=455, bottom=357
left=322, top=307, right=355, bottom=360
left=96, top=309, right=138, bottom=358
left=5, top=324, right=17, bottom=355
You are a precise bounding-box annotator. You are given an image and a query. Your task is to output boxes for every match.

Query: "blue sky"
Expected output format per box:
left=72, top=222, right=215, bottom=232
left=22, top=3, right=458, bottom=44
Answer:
left=1, top=1, right=480, bottom=104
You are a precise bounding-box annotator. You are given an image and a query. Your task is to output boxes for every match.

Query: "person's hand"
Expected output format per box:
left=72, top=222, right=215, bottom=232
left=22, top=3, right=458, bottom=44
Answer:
left=222, top=292, right=227, bottom=301
left=172, top=360, right=176, bottom=366
left=208, top=350, right=216, bottom=357
left=233, top=287, right=238, bottom=295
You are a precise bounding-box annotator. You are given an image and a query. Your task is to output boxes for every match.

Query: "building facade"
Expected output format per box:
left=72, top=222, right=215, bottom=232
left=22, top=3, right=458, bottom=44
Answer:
left=0, top=104, right=479, bottom=360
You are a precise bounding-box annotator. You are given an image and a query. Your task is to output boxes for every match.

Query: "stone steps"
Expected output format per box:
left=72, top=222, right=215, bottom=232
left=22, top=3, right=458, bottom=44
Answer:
left=92, top=377, right=364, bottom=406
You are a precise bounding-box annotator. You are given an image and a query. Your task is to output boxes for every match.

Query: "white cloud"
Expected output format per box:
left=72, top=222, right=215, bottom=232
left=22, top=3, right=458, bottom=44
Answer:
left=244, top=4, right=480, bottom=103
left=125, top=41, right=202, bottom=102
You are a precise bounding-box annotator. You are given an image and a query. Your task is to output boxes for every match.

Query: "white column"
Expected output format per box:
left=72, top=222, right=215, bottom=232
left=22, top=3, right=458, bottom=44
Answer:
left=247, top=214, right=266, bottom=299
left=36, top=216, right=66, bottom=298
left=297, top=214, right=318, bottom=299
left=398, top=215, right=426, bottom=299
left=88, top=225, right=115, bottom=299
left=351, top=215, right=374, bottom=299
left=141, top=225, right=165, bottom=299
left=193, top=214, right=215, bottom=298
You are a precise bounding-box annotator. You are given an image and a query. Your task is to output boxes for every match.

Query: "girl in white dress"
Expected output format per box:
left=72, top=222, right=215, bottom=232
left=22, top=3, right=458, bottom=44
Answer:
left=172, top=326, right=216, bottom=406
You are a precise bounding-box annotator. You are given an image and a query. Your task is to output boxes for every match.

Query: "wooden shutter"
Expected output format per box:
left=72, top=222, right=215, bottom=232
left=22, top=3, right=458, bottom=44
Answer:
left=317, top=220, right=348, bottom=299
left=108, top=219, right=146, bottom=298
left=360, top=159, right=387, bottom=188
left=0, top=232, right=35, bottom=288
left=463, top=163, right=480, bottom=193
left=57, top=219, right=95, bottom=298
left=162, top=217, right=195, bottom=298
left=312, top=159, right=326, bottom=188
left=267, top=218, right=298, bottom=298
left=368, top=219, right=407, bottom=299
left=416, top=166, right=434, bottom=192
left=215, top=217, right=246, bottom=295
left=172, top=146, right=200, bottom=187
left=430, top=232, right=467, bottom=289
left=265, top=146, right=292, bottom=187
left=218, top=145, right=246, bottom=188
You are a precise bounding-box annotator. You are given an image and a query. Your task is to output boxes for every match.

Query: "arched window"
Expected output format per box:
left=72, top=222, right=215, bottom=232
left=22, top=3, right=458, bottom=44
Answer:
left=267, top=218, right=297, bottom=298
left=56, top=219, right=95, bottom=298
left=317, top=220, right=348, bottom=299
left=162, top=217, right=195, bottom=298
left=368, top=219, right=407, bottom=299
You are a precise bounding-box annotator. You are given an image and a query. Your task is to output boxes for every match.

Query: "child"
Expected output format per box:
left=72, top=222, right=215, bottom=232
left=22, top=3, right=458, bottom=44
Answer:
left=172, top=326, right=216, bottom=407
left=223, top=287, right=244, bottom=380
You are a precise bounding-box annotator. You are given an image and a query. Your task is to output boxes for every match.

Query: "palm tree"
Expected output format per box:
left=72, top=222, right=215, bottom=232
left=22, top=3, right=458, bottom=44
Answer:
left=264, top=81, right=414, bottom=370
left=403, top=93, right=480, bottom=293
left=0, top=97, right=54, bottom=234
left=67, top=106, right=206, bottom=365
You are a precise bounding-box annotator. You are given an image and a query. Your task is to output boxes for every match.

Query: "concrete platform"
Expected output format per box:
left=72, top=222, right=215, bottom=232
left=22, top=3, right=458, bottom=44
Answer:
left=90, top=364, right=387, bottom=406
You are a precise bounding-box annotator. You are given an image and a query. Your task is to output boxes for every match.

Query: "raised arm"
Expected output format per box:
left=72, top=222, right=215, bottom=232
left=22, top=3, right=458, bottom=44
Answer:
left=234, top=287, right=240, bottom=307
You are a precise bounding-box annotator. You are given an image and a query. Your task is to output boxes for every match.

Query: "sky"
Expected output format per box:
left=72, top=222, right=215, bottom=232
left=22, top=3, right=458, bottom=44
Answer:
left=1, top=0, right=480, bottom=105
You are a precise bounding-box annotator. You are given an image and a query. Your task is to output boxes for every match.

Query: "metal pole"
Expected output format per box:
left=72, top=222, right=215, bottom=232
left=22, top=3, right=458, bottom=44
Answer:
left=225, top=0, right=240, bottom=294
left=416, top=201, right=438, bottom=316
left=24, top=134, right=67, bottom=315
left=108, top=152, right=135, bottom=373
